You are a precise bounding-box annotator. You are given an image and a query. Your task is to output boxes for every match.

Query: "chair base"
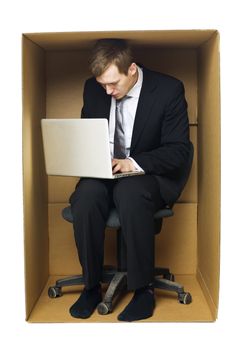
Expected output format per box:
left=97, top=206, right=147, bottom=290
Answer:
left=48, top=266, right=192, bottom=312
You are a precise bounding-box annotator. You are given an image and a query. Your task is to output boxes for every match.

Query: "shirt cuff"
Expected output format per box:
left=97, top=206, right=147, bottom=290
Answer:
left=128, top=157, right=145, bottom=172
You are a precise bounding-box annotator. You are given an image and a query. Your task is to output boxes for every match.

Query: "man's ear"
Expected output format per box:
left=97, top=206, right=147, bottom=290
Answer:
left=129, top=62, right=137, bottom=76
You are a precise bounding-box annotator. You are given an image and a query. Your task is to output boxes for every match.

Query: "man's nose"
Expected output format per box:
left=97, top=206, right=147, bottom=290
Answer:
left=106, top=85, right=114, bottom=95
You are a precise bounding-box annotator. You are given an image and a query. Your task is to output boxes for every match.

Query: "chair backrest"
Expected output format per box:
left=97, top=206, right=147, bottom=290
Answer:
left=179, top=141, right=194, bottom=191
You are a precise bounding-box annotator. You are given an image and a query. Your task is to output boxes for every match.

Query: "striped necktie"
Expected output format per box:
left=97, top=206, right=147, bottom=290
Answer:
left=113, top=96, right=130, bottom=159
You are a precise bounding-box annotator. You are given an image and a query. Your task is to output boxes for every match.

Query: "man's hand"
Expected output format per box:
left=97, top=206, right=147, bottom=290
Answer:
left=112, top=158, right=136, bottom=174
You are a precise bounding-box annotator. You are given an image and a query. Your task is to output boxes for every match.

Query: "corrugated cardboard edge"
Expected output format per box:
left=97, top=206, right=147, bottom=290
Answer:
left=197, top=268, right=217, bottom=320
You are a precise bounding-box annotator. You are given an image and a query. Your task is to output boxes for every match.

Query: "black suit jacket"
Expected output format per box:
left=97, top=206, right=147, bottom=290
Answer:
left=81, top=67, right=193, bottom=205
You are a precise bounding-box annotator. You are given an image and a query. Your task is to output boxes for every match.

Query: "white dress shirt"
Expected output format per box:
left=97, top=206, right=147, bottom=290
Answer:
left=109, top=66, right=144, bottom=172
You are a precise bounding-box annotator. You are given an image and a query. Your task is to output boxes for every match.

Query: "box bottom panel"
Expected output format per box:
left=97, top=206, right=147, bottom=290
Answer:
left=27, top=274, right=214, bottom=322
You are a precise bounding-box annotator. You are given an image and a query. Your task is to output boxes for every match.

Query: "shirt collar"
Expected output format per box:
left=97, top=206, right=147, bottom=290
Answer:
left=127, top=65, right=143, bottom=98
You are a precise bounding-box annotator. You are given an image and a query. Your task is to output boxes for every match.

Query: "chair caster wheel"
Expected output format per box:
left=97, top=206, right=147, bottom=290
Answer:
left=97, top=302, right=112, bottom=315
left=48, top=286, right=62, bottom=298
left=178, top=292, right=192, bottom=304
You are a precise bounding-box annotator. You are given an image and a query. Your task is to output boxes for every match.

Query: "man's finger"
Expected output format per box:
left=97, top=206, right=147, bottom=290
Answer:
left=112, top=163, right=121, bottom=174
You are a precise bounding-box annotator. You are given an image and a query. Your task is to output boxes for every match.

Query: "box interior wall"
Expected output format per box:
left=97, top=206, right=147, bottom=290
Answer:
left=22, top=30, right=220, bottom=322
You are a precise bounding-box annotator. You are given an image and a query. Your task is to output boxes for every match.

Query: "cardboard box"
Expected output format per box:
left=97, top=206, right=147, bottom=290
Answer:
left=22, top=30, right=220, bottom=322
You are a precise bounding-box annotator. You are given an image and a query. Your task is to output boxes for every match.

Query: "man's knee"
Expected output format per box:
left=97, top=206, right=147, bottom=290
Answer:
left=113, top=177, right=149, bottom=208
left=69, top=178, right=109, bottom=209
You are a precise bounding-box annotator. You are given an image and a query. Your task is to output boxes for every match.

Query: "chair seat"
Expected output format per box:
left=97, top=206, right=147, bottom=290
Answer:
left=62, top=206, right=173, bottom=228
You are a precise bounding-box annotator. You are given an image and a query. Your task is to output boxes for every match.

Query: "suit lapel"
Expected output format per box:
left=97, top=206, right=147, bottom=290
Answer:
left=130, top=68, right=158, bottom=153
left=100, top=90, right=112, bottom=121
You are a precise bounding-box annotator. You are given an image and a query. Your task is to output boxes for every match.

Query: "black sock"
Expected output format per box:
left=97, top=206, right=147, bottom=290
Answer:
left=117, top=285, right=155, bottom=322
left=69, top=284, right=102, bottom=319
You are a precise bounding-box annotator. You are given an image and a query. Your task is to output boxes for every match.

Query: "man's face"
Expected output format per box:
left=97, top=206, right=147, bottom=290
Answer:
left=96, top=63, right=138, bottom=100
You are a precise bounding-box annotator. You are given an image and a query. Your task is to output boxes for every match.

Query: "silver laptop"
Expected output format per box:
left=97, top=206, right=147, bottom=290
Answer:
left=41, top=118, right=144, bottom=179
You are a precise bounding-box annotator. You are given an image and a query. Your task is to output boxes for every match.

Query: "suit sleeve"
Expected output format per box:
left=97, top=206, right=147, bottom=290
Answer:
left=133, top=81, right=191, bottom=177
left=80, top=80, right=91, bottom=118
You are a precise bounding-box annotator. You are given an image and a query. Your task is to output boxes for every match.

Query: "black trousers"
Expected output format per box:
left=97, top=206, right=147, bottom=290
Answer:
left=69, top=175, right=166, bottom=290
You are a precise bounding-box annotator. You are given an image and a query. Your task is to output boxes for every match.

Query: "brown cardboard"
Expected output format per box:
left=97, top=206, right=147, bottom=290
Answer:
left=22, top=30, right=220, bottom=322
left=25, top=30, right=216, bottom=50
left=28, top=275, right=213, bottom=323
left=22, top=36, right=49, bottom=318
left=197, top=32, right=221, bottom=318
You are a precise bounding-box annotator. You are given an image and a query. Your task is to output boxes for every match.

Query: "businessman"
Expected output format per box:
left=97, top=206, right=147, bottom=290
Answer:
left=69, top=39, right=193, bottom=321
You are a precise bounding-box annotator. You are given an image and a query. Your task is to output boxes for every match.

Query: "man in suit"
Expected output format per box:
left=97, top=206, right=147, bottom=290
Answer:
left=69, top=39, right=193, bottom=321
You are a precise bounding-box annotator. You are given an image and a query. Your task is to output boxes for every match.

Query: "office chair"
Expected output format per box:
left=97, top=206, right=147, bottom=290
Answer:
left=48, top=205, right=192, bottom=314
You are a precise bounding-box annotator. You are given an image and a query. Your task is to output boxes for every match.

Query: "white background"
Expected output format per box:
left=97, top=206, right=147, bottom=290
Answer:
left=0, top=0, right=241, bottom=348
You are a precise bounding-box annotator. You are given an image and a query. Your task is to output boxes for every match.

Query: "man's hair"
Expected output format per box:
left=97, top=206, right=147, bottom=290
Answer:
left=89, top=39, right=133, bottom=77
